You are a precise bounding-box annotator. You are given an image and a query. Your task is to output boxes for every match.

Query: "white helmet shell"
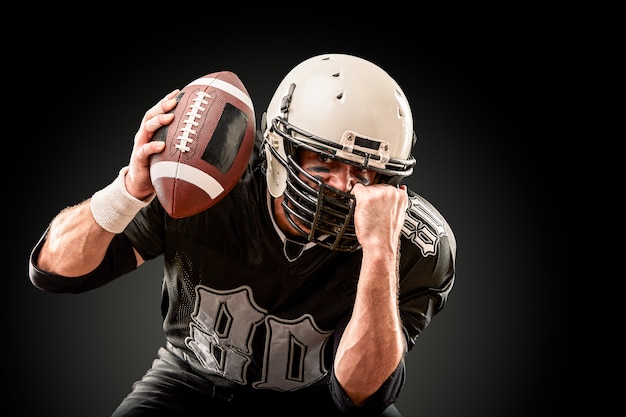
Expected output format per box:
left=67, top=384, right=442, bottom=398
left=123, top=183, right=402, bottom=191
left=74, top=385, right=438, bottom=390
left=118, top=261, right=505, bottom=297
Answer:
left=263, top=53, right=414, bottom=197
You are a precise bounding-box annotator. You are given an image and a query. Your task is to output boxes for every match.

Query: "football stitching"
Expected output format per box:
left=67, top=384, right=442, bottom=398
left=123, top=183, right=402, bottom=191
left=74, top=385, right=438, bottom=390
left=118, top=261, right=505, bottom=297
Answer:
left=175, top=91, right=211, bottom=153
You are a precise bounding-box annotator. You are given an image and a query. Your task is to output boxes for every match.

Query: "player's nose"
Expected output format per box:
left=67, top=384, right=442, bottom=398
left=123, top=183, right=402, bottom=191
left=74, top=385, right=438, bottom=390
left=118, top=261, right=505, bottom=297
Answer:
left=326, top=165, right=357, bottom=192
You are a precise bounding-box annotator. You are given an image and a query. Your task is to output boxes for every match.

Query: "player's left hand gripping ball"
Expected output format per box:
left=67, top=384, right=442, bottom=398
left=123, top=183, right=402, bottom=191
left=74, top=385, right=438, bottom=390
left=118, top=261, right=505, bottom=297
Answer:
left=150, top=71, right=255, bottom=218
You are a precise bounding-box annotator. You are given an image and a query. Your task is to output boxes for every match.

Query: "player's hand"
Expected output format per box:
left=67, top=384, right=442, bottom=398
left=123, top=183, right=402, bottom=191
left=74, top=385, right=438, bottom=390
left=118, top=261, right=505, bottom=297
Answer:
left=351, top=183, right=408, bottom=252
left=125, top=89, right=180, bottom=200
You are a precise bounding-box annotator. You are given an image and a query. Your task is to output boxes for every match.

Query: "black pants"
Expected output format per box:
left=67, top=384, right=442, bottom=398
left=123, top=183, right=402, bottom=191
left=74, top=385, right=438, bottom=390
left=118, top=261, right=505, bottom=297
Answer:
left=111, top=347, right=402, bottom=417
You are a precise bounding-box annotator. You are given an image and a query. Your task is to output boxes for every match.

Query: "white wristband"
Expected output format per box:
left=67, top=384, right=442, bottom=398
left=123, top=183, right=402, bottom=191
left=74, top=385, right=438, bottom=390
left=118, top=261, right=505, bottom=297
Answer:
left=90, top=167, right=155, bottom=233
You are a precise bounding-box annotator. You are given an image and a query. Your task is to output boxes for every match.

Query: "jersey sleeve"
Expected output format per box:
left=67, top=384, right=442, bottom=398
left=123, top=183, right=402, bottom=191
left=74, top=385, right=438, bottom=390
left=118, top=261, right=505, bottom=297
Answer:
left=398, top=191, right=457, bottom=350
left=29, top=228, right=137, bottom=293
left=123, top=198, right=168, bottom=261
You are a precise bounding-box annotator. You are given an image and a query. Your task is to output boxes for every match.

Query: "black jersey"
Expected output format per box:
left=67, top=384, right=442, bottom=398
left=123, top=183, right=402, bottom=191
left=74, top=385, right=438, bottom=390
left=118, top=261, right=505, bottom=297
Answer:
left=122, top=145, right=456, bottom=393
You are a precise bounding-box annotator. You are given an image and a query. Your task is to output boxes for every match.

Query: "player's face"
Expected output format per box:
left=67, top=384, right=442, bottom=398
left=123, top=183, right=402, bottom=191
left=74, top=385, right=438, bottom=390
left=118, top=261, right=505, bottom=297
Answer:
left=272, top=149, right=378, bottom=239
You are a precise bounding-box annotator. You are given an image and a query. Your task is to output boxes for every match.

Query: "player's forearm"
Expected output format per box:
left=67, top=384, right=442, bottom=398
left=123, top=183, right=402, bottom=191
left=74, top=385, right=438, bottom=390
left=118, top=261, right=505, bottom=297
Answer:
left=37, top=200, right=116, bottom=277
left=37, top=166, right=154, bottom=277
left=333, top=248, right=405, bottom=405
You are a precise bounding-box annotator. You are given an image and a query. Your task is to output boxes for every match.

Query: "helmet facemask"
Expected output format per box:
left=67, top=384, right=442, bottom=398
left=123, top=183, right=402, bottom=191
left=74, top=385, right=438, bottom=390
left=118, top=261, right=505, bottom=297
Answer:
left=262, top=54, right=417, bottom=252
left=264, top=114, right=415, bottom=252
left=264, top=120, right=360, bottom=251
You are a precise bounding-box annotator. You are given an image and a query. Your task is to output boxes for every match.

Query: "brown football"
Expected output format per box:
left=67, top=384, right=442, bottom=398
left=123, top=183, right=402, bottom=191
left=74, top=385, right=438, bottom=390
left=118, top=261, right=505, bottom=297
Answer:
left=150, top=71, right=255, bottom=218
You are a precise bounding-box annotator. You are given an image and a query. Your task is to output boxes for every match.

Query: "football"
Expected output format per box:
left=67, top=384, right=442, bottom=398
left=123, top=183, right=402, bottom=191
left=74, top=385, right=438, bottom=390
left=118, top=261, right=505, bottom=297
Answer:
left=150, top=71, right=256, bottom=218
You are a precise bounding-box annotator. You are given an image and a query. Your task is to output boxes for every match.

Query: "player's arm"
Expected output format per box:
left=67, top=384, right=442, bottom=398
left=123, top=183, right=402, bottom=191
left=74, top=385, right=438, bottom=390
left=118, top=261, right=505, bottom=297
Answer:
left=33, top=90, right=179, bottom=278
left=333, top=183, right=408, bottom=407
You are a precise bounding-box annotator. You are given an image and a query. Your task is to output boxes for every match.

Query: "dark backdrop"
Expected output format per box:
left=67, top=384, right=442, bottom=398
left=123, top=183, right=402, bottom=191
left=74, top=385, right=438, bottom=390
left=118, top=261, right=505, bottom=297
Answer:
left=9, top=20, right=565, bottom=417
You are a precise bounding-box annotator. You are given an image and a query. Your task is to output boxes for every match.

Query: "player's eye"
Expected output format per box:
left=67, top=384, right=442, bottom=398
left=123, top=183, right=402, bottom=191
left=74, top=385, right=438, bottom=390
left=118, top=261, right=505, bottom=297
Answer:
left=318, top=154, right=332, bottom=163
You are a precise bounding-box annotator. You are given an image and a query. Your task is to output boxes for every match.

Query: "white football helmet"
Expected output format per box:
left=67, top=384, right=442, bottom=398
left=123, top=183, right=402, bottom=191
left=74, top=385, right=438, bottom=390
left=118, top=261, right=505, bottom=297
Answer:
left=262, top=53, right=416, bottom=251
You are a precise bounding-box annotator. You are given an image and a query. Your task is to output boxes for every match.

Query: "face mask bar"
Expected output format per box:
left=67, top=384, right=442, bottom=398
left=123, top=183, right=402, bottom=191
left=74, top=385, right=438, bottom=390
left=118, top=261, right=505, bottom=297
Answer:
left=281, top=153, right=360, bottom=252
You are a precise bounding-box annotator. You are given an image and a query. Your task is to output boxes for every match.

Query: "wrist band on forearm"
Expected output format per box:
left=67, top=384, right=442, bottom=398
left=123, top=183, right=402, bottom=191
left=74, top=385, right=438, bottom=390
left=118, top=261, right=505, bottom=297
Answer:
left=90, top=167, right=155, bottom=233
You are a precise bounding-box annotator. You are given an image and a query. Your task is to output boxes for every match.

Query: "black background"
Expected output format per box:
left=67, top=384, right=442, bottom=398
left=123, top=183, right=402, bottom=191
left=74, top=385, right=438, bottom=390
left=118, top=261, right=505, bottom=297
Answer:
left=9, top=17, right=565, bottom=417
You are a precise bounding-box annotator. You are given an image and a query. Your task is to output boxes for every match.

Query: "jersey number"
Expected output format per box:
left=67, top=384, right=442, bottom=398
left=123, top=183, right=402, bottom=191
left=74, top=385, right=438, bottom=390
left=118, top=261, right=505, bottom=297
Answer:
left=186, top=286, right=332, bottom=391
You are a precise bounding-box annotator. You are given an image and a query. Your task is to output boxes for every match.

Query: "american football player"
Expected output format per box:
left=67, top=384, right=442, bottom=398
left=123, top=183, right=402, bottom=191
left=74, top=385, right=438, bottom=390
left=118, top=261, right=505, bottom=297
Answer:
left=29, top=53, right=456, bottom=416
